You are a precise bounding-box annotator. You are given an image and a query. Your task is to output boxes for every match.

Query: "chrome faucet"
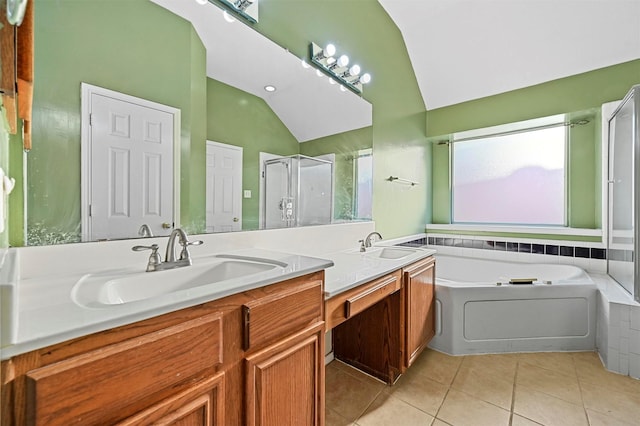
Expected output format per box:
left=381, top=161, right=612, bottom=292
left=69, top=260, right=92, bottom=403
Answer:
left=359, top=232, right=382, bottom=252
left=138, top=224, right=153, bottom=238
left=132, top=228, right=203, bottom=272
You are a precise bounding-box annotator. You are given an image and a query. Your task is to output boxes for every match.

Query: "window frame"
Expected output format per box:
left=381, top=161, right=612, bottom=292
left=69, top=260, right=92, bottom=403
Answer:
left=449, top=120, right=569, bottom=227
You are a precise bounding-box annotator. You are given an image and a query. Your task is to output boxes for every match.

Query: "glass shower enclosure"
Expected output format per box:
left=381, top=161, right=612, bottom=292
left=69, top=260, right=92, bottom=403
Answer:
left=262, top=155, right=333, bottom=229
left=608, top=84, right=640, bottom=302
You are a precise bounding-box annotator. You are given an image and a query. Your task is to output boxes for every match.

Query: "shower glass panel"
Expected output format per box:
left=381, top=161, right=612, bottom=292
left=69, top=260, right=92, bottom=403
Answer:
left=608, top=85, right=639, bottom=301
left=263, top=155, right=333, bottom=229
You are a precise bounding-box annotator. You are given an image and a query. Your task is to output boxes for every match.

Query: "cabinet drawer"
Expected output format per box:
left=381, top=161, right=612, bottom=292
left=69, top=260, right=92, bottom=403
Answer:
left=243, top=277, right=323, bottom=351
left=326, top=270, right=402, bottom=329
left=25, top=313, right=223, bottom=426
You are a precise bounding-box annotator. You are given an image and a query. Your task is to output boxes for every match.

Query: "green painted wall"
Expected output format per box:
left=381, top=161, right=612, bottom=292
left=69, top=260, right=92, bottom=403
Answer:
left=428, top=60, right=640, bottom=241
left=0, top=101, right=9, bottom=248
left=206, top=78, right=299, bottom=230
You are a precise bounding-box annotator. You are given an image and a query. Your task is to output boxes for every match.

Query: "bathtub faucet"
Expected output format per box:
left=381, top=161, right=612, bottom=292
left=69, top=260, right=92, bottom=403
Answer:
left=359, top=232, right=383, bottom=252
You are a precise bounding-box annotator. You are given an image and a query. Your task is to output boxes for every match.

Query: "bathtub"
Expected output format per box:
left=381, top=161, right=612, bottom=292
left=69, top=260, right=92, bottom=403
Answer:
left=429, top=255, right=598, bottom=355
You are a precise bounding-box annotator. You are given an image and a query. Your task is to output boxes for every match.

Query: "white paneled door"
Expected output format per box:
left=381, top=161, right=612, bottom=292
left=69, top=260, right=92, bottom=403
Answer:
left=86, top=90, right=176, bottom=240
left=206, top=141, right=243, bottom=233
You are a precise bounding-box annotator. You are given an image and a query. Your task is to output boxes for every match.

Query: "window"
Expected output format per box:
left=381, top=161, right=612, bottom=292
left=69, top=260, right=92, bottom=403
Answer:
left=452, top=125, right=566, bottom=225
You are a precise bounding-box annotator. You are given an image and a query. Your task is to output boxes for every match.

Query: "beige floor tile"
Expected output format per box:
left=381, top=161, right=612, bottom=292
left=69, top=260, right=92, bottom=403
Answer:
left=518, top=352, right=577, bottom=376
left=356, top=393, right=434, bottom=426
left=384, top=367, right=449, bottom=416
left=516, top=363, right=582, bottom=405
left=432, top=420, right=452, bottom=426
left=331, top=360, right=387, bottom=386
left=574, top=356, right=640, bottom=396
left=586, top=408, right=638, bottom=426
left=513, top=385, right=588, bottom=426
left=511, top=414, right=543, bottom=425
left=580, top=381, right=640, bottom=425
left=325, top=364, right=385, bottom=422
left=451, top=365, right=514, bottom=409
left=460, top=353, right=518, bottom=379
left=409, top=349, right=464, bottom=386
left=326, top=407, right=355, bottom=426
left=436, top=389, right=510, bottom=426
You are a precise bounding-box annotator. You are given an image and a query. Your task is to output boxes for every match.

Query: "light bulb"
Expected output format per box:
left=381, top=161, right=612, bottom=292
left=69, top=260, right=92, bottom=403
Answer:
left=349, top=64, right=361, bottom=76
left=360, top=73, right=371, bottom=84
left=326, top=57, right=336, bottom=66
left=337, top=55, right=349, bottom=68
left=324, top=44, right=336, bottom=57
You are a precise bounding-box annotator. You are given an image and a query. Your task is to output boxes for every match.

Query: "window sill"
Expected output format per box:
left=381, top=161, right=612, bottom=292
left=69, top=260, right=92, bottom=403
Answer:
left=425, top=223, right=602, bottom=238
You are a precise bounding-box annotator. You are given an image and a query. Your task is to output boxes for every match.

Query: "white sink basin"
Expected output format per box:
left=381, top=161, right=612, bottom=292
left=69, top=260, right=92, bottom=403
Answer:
left=345, top=246, right=418, bottom=260
left=72, top=258, right=282, bottom=308
left=366, top=247, right=418, bottom=259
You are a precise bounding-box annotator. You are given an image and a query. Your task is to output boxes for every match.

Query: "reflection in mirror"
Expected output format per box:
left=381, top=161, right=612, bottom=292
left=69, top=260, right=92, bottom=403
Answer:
left=24, top=0, right=372, bottom=246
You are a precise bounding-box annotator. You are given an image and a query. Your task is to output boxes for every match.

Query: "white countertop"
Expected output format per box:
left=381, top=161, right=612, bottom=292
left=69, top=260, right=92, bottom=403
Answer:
left=1, top=227, right=435, bottom=361
left=1, top=248, right=333, bottom=360
left=323, top=246, right=437, bottom=298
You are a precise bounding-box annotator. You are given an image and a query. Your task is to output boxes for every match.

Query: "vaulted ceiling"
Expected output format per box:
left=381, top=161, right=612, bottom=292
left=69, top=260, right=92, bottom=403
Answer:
left=378, top=0, right=640, bottom=110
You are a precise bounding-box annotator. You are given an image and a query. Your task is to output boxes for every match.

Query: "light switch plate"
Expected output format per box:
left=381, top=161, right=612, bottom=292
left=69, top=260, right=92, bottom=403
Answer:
left=243, top=190, right=251, bottom=198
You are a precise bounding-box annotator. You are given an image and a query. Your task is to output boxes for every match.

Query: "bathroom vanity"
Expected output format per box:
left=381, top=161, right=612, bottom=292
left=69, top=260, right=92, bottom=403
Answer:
left=326, top=255, right=436, bottom=384
left=0, top=225, right=436, bottom=425
left=1, top=270, right=326, bottom=425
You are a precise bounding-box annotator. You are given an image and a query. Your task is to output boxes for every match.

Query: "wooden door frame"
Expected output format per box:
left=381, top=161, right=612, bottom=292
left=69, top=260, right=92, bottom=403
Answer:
left=79, top=83, right=181, bottom=242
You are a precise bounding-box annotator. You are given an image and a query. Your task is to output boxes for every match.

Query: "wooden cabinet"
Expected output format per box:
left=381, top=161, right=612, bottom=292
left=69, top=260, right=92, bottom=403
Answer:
left=117, top=373, right=226, bottom=426
left=245, top=323, right=324, bottom=426
left=1, top=271, right=325, bottom=426
left=403, top=256, right=436, bottom=369
left=330, top=256, right=436, bottom=383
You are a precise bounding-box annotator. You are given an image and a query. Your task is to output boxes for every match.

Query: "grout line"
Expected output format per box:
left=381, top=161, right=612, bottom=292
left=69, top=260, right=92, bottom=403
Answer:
left=509, top=358, right=519, bottom=425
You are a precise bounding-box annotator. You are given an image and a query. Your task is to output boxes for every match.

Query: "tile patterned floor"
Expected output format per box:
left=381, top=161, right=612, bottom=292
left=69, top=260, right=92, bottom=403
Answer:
left=326, top=349, right=640, bottom=426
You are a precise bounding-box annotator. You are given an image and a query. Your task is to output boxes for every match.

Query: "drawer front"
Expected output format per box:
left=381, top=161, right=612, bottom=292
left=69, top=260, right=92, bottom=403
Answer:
left=26, top=313, right=223, bottom=426
left=243, top=277, right=323, bottom=351
left=326, top=270, right=402, bottom=329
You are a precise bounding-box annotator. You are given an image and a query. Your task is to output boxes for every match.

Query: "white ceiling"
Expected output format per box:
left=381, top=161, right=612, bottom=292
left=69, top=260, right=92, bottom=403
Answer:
left=150, top=0, right=372, bottom=143
left=378, top=0, right=640, bottom=110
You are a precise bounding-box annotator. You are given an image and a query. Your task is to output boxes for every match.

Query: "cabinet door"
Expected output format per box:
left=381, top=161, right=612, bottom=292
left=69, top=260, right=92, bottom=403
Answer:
left=245, top=322, right=325, bottom=426
left=117, top=372, right=225, bottom=426
left=404, top=257, right=436, bottom=369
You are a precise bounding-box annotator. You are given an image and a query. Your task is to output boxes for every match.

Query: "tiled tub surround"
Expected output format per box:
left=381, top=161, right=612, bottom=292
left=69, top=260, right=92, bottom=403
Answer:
left=411, top=233, right=640, bottom=380
left=424, top=233, right=607, bottom=274
left=429, top=254, right=598, bottom=355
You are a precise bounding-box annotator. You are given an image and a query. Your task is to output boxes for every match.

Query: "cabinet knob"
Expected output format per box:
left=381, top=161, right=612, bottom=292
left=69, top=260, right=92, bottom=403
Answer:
left=233, top=217, right=239, bottom=222
left=161, top=222, right=172, bottom=229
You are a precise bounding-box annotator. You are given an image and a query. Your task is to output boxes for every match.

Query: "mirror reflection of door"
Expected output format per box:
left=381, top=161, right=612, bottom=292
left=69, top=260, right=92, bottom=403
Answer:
left=205, top=141, right=243, bottom=233
left=81, top=83, right=179, bottom=241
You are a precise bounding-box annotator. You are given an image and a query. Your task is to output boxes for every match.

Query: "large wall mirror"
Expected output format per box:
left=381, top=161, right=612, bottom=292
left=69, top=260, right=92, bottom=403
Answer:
left=25, top=0, right=373, bottom=246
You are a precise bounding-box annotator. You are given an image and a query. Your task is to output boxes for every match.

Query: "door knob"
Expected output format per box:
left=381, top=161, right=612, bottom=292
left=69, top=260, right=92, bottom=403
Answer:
left=233, top=217, right=239, bottom=222
left=162, top=222, right=172, bottom=229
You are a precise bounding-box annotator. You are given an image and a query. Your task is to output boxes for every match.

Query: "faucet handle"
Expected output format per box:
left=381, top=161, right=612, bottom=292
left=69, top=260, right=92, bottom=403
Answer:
left=132, top=244, right=162, bottom=271
left=358, top=239, right=366, bottom=252
left=179, top=239, right=204, bottom=261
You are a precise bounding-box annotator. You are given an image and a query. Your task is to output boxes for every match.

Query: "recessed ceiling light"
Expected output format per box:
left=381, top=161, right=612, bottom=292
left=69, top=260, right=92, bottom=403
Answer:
left=264, top=85, right=276, bottom=92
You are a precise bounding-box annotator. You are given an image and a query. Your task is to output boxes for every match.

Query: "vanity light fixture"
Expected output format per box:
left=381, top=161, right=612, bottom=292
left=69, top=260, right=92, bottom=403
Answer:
left=217, top=0, right=258, bottom=23
left=309, top=42, right=371, bottom=94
